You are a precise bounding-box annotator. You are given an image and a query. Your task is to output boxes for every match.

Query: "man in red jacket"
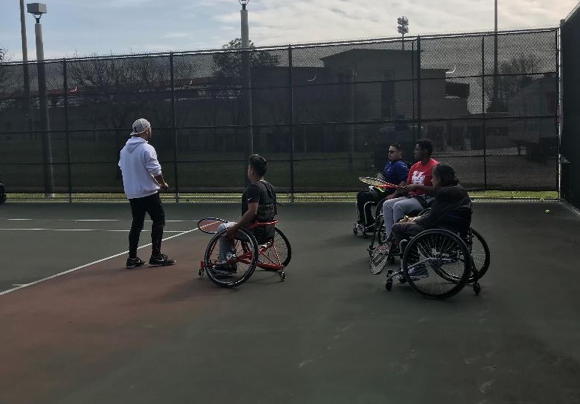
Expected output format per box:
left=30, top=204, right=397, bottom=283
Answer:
left=381, top=139, right=439, bottom=242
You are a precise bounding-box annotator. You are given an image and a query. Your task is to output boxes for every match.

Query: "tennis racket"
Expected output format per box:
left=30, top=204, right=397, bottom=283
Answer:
left=369, top=244, right=389, bottom=275
left=358, top=176, right=398, bottom=189
left=197, top=217, right=229, bottom=234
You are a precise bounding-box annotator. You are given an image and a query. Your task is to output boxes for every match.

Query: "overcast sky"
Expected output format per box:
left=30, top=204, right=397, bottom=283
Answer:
left=0, top=0, right=577, bottom=61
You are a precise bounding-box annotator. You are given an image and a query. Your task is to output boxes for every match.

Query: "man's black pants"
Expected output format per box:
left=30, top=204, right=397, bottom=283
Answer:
left=129, top=193, right=165, bottom=258
left=356, top=188, right=393, bottom=226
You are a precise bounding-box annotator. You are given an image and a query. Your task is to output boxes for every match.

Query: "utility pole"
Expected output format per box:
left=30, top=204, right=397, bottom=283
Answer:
left=240, top=0, right=253, bottom=157
left=28, top=2, right=54, bottom=196
left=20, top=0, right=34, bottom=140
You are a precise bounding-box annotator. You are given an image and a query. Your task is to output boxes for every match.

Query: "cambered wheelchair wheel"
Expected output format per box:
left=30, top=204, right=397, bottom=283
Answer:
left=369, top=214, right=388, bottom=254
left=257, top=227, right=292, bottom=270
left=402, top=228, right=471, bottom=299
left=374, top=198, right=387, bottom=221
left=467, top=228, right=490, bottom=282
left=204, top=227, right=259, bottom=288
left=375, top=214, right=387, bottom=245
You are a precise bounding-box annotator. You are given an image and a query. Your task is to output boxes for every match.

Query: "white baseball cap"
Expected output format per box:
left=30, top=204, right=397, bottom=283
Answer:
left=130, top=118, right=151, bottom=136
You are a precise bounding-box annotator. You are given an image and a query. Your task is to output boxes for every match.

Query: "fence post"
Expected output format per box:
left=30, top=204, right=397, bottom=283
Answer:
left=412, top=40, right=416, bottom=141
left=556, top=27, right=561, bottom=199
left=416, top=36, right=422, bottom=140
left=288, top=45, right=295, bottom=202
left=38, top=61, right=54, bottom=196
left=482, top=36, right=488, bottom=190
left=170, top=52, right=179, bottom=203
left=63, top=59, right=72, bottom=203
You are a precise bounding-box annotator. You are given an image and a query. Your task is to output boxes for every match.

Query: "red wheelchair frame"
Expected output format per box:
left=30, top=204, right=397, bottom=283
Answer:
left=199, top=220, right=291, bottom=285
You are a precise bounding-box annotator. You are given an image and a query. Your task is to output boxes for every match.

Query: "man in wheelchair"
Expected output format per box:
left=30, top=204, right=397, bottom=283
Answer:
left=216, top=154, right=277, bottom=272
left=356, top=143, right=409, bottom=232
left=392, top=163, right=471, bottom=279
left=381, top=139, right=439, bottom=247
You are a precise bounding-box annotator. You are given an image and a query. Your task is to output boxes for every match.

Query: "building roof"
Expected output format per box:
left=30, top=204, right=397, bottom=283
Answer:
left=320, top=48, right=413, bottom=61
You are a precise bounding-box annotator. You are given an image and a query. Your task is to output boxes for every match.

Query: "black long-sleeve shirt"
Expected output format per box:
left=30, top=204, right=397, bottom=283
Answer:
left=415, top=185, right=471, bottom=229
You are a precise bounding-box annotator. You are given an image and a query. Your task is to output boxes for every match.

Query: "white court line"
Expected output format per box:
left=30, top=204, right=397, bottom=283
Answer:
left=0, top=227, right=199, bottom=297
left=0, top=228, right=187, bottom=233
left=73, top=219, right=120, bottom=222
left=2, top=219, right=198, bottom=223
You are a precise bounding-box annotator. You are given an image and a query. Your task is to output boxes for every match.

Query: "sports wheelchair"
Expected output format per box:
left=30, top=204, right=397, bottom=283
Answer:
left=199, top=220, right=292, bottom=288
left=353, top=193, right=387, bottom=239
left=353, top=185, right=398, bottom=239
left=369, top=207, right=490, bottom=299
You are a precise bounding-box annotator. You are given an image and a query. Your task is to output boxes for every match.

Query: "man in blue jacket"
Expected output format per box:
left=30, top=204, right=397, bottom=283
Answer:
left=356, top=143, right=409, bottom=230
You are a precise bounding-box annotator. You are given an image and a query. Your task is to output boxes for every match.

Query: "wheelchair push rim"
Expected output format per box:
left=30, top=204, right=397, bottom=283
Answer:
left=467, top=228, right=490, bottom=282
left=203, top=227, right=259, bottom=288
left=402, top=228, right=471, bottom=299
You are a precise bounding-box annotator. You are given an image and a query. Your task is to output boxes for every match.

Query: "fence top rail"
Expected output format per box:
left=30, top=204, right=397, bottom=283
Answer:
left=1, top=27, right=558, bottom=66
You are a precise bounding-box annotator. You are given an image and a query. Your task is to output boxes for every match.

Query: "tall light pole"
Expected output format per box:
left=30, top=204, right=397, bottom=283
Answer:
left=397, top=16, right=409, bottom=51
left=491, top=0, right=502, bottom=112
left=27, top=2, right=54, bottom=196
left=20, top=0, right=34, bottom=139
left=240, top=0, right=253, bottom=160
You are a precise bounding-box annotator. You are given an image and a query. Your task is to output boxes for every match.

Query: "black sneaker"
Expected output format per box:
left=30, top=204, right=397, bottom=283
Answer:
left=213, top=263, right=238, bottom=277
left=149, top=254, right=176, bottom=267
left=126, top=257, right=146, bottom=269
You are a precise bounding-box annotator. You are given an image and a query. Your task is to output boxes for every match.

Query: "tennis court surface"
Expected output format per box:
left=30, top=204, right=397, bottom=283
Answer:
left=1, top=201, right=579, bottom=404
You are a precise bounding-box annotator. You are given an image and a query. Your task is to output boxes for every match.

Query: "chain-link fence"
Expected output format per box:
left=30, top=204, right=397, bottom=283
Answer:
left=0, top=28, right=559, bottom=199
left=562, top=8, right=580, bottom=209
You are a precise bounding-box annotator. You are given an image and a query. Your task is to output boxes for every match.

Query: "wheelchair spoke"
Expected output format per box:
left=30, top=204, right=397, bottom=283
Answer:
left=403, top=230, right=470, bottom=299
left=257, top=228, right=291, bottom=270
left=204, top=228, right=259, bottom=287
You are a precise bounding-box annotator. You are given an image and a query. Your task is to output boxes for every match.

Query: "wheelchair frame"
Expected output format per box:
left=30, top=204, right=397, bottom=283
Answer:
left=199, top=220, right=292, bottom=288
left=353, top=190, right=389, bottom=239
left=370, top=207, right=490, bottom=299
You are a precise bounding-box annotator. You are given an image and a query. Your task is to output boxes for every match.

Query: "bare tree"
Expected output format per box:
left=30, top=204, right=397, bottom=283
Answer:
left=212, top=39, right=280, bottom=125
left=0, top=47, right=12, bottom=93
left=0, top=47, right=18, bottom=121
left=486, top=54, right=541, bottom=112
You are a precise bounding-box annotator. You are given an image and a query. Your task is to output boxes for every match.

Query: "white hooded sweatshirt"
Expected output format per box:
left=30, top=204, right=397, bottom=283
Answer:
left=118, top=137, right=162, bottom=200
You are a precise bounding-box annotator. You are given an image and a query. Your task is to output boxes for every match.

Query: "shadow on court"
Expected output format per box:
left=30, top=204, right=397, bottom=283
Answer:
left=0, top=202, right=579, bottom=404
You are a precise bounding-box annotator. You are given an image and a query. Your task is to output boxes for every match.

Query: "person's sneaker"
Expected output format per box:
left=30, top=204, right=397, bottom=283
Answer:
left=212, top=263, right=238, bottom=277
left=126, top=257, right=146, bottom=269
left=149, top=254, right=176, bottom=267
left=407, top=263, right=429, bottom=280
left=365, top=224, right=375, bottom=233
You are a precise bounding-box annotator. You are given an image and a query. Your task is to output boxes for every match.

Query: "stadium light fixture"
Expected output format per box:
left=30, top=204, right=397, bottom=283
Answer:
left=397, top=16, right=409, bottom=50
left=27, top=2, right=47, bottom=22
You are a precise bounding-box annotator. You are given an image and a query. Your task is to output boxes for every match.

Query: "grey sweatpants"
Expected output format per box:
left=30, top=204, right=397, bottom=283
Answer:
left=216, top=222, right=251, bottom=262
left=382, top=196, right=434, bottom=239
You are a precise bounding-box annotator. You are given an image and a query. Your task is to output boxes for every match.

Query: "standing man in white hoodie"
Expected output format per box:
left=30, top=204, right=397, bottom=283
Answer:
left=118, top=118, right=175, bottom=269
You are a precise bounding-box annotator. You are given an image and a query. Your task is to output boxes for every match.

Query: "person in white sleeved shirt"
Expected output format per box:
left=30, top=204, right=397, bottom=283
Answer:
left=118, top=118, right=175, bottom=269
